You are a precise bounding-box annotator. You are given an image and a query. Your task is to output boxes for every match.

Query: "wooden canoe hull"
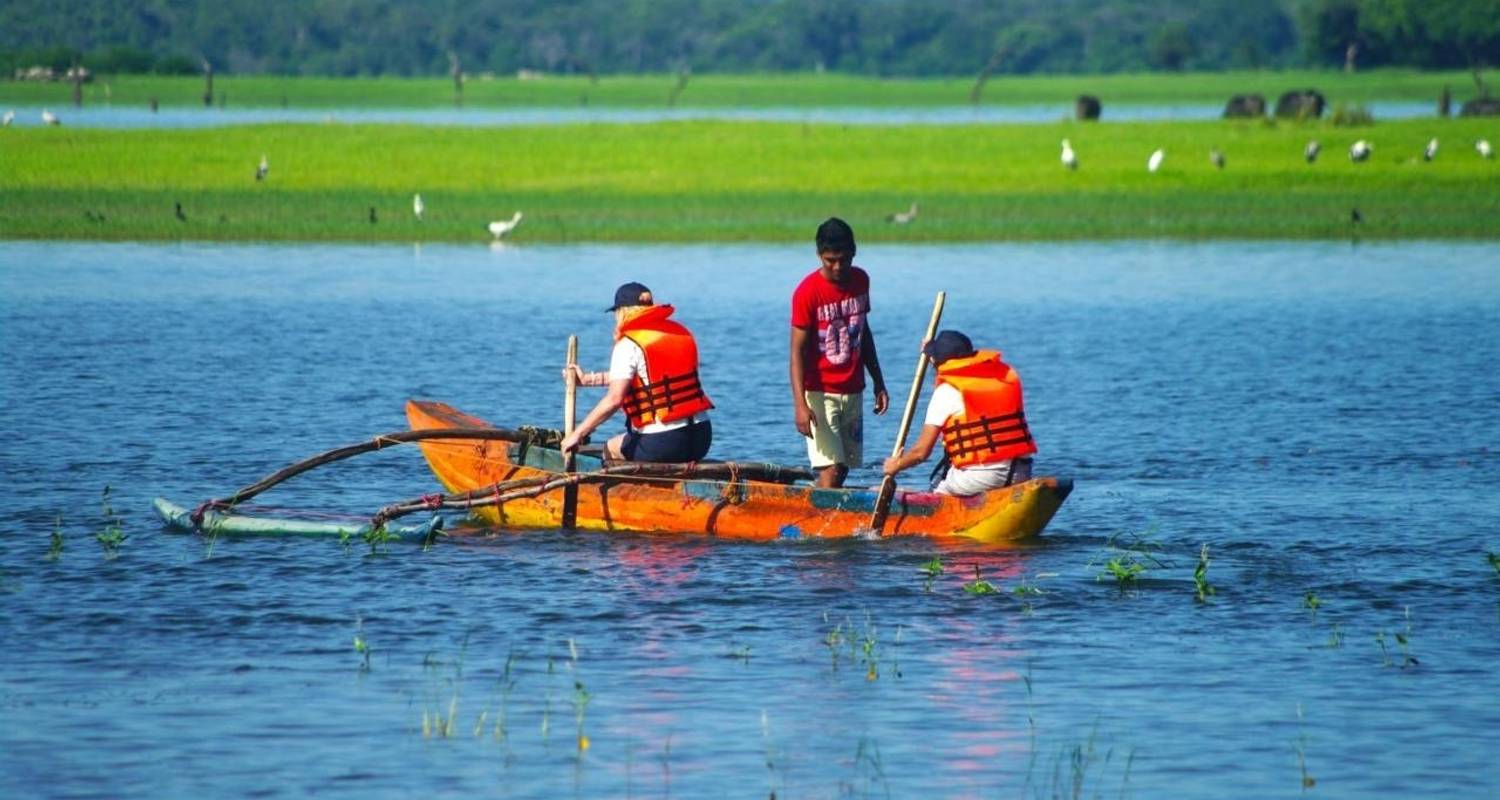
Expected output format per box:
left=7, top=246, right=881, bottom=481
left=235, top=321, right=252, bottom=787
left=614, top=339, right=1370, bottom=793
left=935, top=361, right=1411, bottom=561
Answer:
left=406, top=400, right=1071, bottom=544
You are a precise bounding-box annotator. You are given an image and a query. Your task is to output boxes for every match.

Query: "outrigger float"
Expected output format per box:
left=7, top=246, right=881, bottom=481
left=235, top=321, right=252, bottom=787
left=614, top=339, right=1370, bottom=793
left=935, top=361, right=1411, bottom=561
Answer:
left=154, top=400, right=1071, bottom=545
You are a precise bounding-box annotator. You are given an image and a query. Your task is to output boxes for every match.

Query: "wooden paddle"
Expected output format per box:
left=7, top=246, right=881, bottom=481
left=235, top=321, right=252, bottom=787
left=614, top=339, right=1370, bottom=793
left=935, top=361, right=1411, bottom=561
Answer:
left=868, top=291, right=945, bottom=535
left=561, top=335, right=580, bottom=529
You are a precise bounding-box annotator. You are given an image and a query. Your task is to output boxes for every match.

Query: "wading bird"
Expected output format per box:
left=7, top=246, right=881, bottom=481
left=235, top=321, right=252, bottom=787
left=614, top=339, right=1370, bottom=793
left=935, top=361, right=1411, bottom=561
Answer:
left=487, top=211, right=524, bottom=239
left=1349, top=140, right=1372, bottom=162
left=1060, top=139, right=1077, bottom=170
left=1147, top=148, right=1165, bottom=173
left=1350, top=207, right=1362, bottom=224
left=413, top=194, right=425, bottom=221
left=174, top=201, right=187, bottom=222
left=1423, top=138, right=1439, bottom=161
left=368, top=207, right=378, bottom=224
left=1478, top=139, right=1494, bottom=159
left=1210, top=148, right=1226, bottom=169
left=41, top=109, right=60, bottom=126
left=255, top=154, right=269, bottom=181
left=1305, top=140, right=1321, bottom=164
left=1, top=109, right=14, bottom=127
left=886, top=203, right=918, bottom=224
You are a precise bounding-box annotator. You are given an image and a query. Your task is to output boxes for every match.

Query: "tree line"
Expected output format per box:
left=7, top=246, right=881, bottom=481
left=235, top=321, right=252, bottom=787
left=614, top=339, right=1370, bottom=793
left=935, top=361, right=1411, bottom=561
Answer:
left=3, top=0, right=1496, bottom=78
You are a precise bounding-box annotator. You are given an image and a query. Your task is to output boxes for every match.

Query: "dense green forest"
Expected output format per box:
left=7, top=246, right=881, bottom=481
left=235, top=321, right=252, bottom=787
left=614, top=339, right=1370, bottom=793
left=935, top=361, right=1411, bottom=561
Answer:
left=3, top=0, right=1497, bottom=78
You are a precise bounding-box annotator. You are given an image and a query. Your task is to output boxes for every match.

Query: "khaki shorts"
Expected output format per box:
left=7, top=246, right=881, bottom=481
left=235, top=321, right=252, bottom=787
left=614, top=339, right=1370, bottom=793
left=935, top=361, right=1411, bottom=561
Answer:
left=803, top=390, right=863, bottom=469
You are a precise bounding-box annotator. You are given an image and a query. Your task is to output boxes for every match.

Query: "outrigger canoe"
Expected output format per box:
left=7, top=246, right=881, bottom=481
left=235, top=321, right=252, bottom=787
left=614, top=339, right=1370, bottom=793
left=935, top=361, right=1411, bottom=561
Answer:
left=407, top=400, right=1071, bottom=544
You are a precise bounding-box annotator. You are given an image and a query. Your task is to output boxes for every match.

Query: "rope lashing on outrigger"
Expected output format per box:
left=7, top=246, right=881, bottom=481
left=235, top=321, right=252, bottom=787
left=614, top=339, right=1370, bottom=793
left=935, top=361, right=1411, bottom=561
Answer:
left=189, top=426, right=559, bottom=524
left=368, top=461, right=814, bottom=527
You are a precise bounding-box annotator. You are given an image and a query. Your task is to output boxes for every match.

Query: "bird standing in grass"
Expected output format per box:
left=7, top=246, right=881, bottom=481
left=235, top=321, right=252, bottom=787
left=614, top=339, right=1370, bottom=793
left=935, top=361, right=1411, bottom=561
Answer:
left=1305, top=140, right=1321, bottom=164
left=1147, top=148, right=1165, bottom=173
left=1350, top=208, right=1362, bottom=224
left=1478, top=139, right=1494, bottom=159
left=1349, top=140, right=1372, bottom=162
left=174, top=202, right=187, bottom=222
left=1423, top=138, right=1438, bottom=162
left=1060, top=139, right=1077, bottom=170
left=487, top=211, right=524, bottom=239
left=41, top=109, right=60, bottom=126
left=1210, top=148, right=1226, bottom=170
left=1, top=109, right=14, bottom=127
left=255, top=154, right=269, bottom=181
left=886, top=203, right=917, bottom=224
left=368, top=207, right=378, bottom=224
left=413, top=194, right=425, bottom=221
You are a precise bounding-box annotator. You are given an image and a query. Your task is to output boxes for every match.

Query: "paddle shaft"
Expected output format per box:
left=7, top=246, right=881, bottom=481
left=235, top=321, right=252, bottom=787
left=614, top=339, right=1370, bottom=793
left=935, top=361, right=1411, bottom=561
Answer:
left=562, top=335, right=580, bottom=528
left=868, top=291, right=946, bottom=534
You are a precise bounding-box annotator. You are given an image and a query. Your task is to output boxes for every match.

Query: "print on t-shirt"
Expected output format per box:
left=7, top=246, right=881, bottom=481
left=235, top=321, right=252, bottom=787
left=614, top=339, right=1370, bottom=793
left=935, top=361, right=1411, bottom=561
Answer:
left=817, top=294, right=868, bottom=367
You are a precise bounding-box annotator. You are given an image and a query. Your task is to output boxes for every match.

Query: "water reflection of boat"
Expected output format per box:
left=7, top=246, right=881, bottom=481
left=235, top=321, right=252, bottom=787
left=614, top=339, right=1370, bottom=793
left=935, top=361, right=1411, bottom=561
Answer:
left=408, top=400, right=1071, bottom=544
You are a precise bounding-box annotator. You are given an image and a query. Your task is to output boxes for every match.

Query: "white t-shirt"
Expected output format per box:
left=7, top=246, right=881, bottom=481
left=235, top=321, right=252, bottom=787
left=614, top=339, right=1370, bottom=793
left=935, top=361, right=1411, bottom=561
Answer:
left=923, top=383, right=1009, bottom=474
left=609, top=338, right=706, bottom=434
left=923, top=383, right=965, bottom=429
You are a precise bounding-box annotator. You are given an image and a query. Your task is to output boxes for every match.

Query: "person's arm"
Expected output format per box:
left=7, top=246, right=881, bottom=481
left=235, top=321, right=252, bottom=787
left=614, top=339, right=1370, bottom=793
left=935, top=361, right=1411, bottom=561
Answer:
left=789, top=326, right=816, bottom=436
left=861, top=325, right=889, bottom=415
left=562, top=364, right=608, bottom=387
left=882, top=424, right=941, bottom=476
left=560, top=378, right=629, bottom=454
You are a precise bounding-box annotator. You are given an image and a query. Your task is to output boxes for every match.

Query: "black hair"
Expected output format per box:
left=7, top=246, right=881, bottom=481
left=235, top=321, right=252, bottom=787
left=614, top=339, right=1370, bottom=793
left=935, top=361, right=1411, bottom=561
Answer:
left=815, top=217, right=856, bottom=255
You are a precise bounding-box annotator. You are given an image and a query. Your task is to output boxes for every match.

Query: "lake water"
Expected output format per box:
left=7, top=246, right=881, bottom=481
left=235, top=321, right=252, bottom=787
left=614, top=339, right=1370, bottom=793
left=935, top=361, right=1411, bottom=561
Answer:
left=1, top=240, right=1498, bottom=797
left=0, top=100, right=1440, bottom=128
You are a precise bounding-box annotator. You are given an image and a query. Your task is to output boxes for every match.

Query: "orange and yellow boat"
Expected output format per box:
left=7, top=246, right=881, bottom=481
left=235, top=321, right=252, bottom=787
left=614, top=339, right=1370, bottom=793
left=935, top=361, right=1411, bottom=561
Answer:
left=407, top=400, right=1072, bottom=544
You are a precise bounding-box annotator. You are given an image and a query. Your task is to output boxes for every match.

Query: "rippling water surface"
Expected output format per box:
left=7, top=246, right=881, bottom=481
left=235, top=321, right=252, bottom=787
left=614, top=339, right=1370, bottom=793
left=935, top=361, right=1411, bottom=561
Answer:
left=1, top=240, right=1497, bottom=798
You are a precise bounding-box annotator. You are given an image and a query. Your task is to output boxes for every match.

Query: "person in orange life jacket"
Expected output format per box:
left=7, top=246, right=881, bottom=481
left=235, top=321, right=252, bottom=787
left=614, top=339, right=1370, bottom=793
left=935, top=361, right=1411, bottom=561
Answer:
left=790, top=217, right=889, bottom=489
left=881, top=330, right=1036, bottom=496
left=560, top=282, right=714, bottom=463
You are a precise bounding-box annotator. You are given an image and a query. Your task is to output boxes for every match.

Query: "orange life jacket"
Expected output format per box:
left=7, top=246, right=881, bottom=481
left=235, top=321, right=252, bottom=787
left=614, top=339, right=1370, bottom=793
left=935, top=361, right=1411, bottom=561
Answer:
left=935, top=350, right=1036, bottom=468
left=616, top=305, right=714, bottom=428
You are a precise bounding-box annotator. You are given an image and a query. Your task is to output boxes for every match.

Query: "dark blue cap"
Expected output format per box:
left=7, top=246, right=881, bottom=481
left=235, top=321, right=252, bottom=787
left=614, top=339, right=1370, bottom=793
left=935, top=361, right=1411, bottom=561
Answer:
left=607, top=282, right=653, bottom=311
left=923, top=330, right=975, bottom=363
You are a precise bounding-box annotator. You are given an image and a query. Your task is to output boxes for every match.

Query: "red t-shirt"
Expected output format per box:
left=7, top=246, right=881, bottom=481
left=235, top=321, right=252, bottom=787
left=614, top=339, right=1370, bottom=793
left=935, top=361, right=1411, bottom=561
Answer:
left=791, top=266, right=871, bottom=393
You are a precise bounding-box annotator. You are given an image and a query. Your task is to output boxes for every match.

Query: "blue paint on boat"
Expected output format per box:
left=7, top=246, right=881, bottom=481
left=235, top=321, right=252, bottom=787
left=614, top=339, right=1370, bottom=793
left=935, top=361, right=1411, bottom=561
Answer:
left=809, top=488, right=875, bottom=511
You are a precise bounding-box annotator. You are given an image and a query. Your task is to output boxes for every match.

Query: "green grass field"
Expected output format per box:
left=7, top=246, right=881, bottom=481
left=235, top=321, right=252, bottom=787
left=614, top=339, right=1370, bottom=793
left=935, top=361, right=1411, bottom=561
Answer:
left=0, top=69, right=1486, bottom=109
left=2, top=116, right=1497, bottom=242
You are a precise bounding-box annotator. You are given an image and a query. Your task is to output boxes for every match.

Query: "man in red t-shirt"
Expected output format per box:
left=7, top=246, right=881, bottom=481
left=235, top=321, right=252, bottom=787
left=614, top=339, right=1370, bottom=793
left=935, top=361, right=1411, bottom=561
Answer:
left=789, top=217, right=889, bottom=488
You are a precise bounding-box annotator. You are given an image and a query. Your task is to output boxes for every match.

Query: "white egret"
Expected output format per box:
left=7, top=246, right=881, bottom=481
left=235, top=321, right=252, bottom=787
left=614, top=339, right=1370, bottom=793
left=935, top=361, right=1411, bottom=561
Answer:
left=1, top=109, right=14, bottom=127
left=1478, top=139, right=1494, bottom=159
left=886, top=203, right=918, bottom=224
left=1060, top=139, right=1077, bottom=170
left=41, top=109, right=60, bottom=126
left=1210, top=148, right=1225, bottom=169
left=1305, top=140, right=1321, bottom=164
left=413, top=193, right=425, bottom=221
left=1349, top=140, right=1372, bottom=163
left=487, top=211, right=524, bottom=239
left=1423, top=138, right=1438, bottom=162
left=1147, top=148, right=1165, bottom=173
left=255, top=154, right=269, bottom=181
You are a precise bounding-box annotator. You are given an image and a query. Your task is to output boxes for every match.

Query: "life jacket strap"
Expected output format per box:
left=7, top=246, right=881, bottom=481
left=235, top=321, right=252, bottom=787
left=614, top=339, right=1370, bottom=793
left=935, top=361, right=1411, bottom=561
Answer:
left=945, top=411, right=1033, bottom=457
left=624, top=370, right=709, bottom=423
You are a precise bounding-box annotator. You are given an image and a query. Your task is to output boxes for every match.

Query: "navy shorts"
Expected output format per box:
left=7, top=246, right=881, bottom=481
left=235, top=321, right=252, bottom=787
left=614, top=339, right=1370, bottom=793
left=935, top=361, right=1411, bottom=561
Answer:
left=620, top=419, right=712, bottom=463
